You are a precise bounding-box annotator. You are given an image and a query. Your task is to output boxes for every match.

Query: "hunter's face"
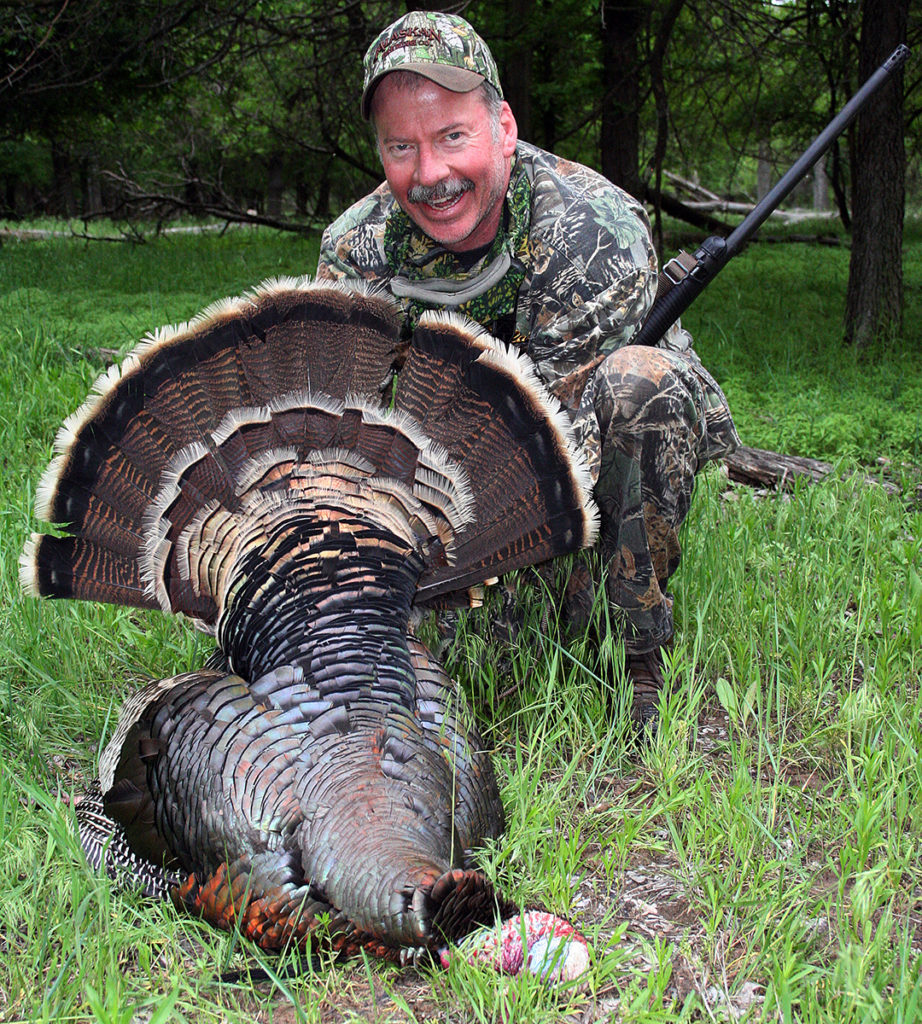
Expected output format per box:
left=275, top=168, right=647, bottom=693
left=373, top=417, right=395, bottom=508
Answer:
left=372, top=76, right=517, bottom=252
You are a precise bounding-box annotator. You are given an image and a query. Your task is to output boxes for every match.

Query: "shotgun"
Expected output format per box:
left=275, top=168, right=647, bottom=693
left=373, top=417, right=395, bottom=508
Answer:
left=629, top=43, right=911, bottom=348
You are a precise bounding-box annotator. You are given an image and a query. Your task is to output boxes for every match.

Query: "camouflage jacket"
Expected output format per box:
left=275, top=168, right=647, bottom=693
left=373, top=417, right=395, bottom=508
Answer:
left=317, top=141, right=697, bottom=402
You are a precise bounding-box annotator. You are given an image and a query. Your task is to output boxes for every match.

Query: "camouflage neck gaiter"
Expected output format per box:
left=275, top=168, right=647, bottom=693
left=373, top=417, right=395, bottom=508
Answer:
left=383, top=155, right=531, bottom=337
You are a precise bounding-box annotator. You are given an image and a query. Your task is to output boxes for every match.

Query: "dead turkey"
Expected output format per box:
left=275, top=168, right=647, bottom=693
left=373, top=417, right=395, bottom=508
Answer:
left=21, top=278, right=597, bottom=970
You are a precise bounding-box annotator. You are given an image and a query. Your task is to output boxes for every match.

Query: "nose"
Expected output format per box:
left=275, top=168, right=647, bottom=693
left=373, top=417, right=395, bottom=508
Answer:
left=414, top=144, right=449, bottom=187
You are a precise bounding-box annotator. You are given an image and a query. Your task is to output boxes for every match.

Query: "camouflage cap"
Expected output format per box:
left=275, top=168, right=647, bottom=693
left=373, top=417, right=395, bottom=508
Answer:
left=362, top=11, right=502, bottom=120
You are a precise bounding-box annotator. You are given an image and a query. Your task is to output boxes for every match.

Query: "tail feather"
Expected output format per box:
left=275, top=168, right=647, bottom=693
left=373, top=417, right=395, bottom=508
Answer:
left=20, top=534, right=158, bottom=610
left=241, top=277, right=404, bottom=398
left=397, top=314, right=598, bottom=602
left=75, top=784, right=181, bottom=900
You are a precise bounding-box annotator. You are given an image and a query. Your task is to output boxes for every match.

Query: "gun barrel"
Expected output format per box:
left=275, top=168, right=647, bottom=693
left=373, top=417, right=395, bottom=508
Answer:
left=724, top=43, right=910, bottom=259
left=630, top=44, right=910, bottom=349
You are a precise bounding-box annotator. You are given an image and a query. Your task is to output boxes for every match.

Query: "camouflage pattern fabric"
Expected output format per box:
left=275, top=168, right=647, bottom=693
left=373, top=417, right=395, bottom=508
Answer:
left=363, top=11, right=503, bottom=106
left=317, top=141, right=739, bottom=650
left=572, top=346, right=737, bottom=653
left=321, top=144, right=685, bottom=390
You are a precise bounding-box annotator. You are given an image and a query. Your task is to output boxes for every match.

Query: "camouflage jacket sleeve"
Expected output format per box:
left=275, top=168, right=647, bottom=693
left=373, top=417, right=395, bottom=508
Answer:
left=514, top=146, right=664, bottom=391
left=316, top=184, right=395, bottom=285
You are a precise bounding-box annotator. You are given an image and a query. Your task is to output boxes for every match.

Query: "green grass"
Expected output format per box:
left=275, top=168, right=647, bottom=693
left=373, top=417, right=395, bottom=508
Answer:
left=681, top=230, right=922, bottom=464
left=0, top=226, right=920, bottom=1022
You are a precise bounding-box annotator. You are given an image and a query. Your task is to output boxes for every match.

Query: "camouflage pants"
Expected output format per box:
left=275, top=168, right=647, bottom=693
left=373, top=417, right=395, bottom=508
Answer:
left=569, top=346, right=739, bottom=654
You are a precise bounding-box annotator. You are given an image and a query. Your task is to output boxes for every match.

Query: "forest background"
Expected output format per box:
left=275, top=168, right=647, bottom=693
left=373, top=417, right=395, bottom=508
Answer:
left=2, top=2, right=922, bottom=1022
left=2, top=0, right=920, bottom=352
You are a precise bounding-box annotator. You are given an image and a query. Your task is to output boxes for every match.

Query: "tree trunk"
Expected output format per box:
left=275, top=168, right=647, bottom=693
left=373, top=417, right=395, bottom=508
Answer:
left=538, top=38, right=557, bottom=152
left=2, top=177, right=16, bottom=216
left=503, top=0, right=534, bottom=142
left=50, top=139, right=77, bottom=217
left=843, top=0, right=907, bottom=349
left=184, top=157, right=205, bottom=208
left=266, top=153, right=284, bottom=220
left=600, top=2, right=642, bottom=197
left=83, top=153, right=103, bottom=216
left=646, top=0, right=687, bottom=257
left=757, top=139, right=771, bottom=201
left=311, top=166, right=331, bottom=221
left=812, top=156, right=828, bottom=212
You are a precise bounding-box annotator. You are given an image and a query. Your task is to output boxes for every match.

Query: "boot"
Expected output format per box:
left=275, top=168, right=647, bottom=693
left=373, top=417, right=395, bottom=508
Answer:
left=625, top=647, right=667, bottom=738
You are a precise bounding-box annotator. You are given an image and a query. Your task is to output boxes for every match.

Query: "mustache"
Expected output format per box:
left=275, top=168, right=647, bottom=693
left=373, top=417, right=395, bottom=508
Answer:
left=407, top=178, right=474, bottom=204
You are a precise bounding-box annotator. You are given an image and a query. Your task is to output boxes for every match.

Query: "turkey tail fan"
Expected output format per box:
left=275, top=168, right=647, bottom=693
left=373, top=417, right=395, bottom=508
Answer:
left=395, top=313, right=599, bottom=603
left=21, top=278, right=598, bottom=620
left=20, top=280, right=407, bottom=617
left=24, top=391, right=472, bottom=625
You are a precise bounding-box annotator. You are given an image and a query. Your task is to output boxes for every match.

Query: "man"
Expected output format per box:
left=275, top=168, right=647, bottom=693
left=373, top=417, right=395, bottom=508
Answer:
left=317, top=11, right=739, bottom=730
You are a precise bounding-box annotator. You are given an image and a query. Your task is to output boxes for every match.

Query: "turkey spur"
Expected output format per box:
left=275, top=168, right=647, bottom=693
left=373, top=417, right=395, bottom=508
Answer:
left=21, top=279, right=598, bottom=964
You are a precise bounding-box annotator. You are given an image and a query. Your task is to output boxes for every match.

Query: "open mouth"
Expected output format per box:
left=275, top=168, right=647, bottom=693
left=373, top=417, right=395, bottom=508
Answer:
left=409, top=179, right=474, bottom=215
left=423, top=194, right=464, bottom=213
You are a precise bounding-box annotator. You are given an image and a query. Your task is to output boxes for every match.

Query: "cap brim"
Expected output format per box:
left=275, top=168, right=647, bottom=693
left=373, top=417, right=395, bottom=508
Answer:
left=362, top=64, right=485, bottom=119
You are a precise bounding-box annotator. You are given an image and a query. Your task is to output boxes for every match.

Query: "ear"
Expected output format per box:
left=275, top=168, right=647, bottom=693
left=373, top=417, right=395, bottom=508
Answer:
left=498, top=102, right=518, bottom=158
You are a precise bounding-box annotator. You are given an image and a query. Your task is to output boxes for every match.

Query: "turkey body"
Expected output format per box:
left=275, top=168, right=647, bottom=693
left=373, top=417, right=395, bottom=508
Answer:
left=21, top=280, right=598, bottom=962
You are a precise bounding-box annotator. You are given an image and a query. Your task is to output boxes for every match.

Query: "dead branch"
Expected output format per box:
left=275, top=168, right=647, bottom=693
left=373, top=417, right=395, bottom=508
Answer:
left=98, top=169, right=320, bottom=236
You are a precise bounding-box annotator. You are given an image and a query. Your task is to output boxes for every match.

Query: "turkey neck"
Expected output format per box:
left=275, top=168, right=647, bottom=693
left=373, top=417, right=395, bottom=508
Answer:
left=215, top=509, right=466, bottom=946
left=217, top=510, right=424, bottom=691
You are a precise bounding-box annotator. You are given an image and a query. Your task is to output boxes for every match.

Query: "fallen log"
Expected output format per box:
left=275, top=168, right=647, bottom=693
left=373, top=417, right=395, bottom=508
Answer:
left=724, top=445, right=899, bottom=495
left=723, top=445, right=831, bottom=489
left=0, top=224, right=231, bottom=244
